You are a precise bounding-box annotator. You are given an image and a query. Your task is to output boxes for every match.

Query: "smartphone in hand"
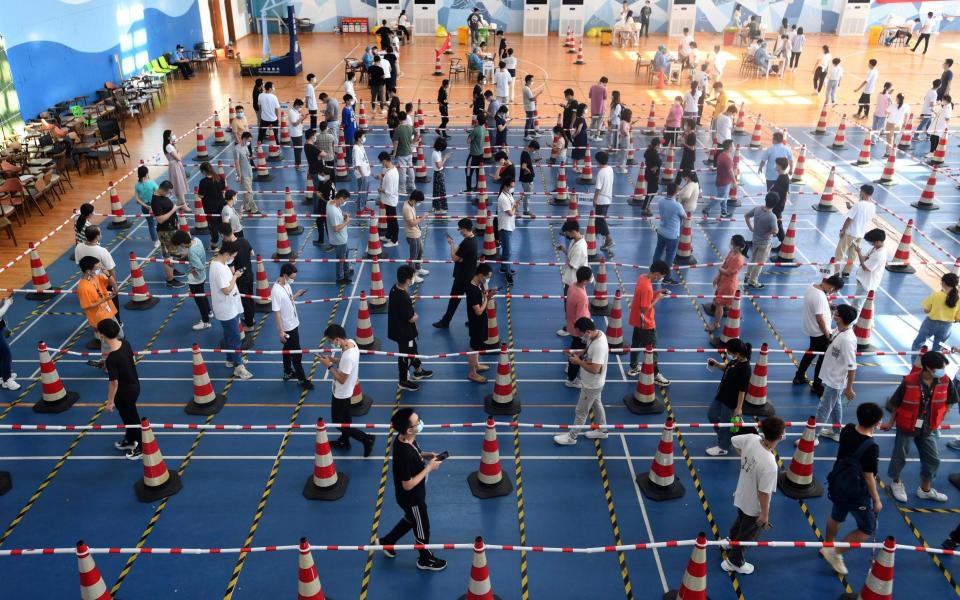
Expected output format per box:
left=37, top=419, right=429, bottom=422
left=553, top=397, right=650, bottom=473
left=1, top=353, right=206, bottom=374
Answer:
left=436, top=451, right=450, bottom=461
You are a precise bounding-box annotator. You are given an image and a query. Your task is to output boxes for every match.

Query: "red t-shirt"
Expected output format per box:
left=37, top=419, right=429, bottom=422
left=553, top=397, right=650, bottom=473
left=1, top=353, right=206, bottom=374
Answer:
left=565, top=285, right=591, bottom=336
left=628, top=275, right=655, bottom=330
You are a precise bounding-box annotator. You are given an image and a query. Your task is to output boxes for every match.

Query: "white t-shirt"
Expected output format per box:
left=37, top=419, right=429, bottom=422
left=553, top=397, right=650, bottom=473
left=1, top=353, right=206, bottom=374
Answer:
left=594, top=166, right=614, bottom=206
left=258, top=92, right=281, bottom=121
left=579, top=331, right=609, bottom=388
left=354, top=144, right=371, bottom=177
left=344, top=80, right=356, bottom=101
left=819, top=53, right=832, bottom=71
left=801, top=285, right=831, bottom=337
left=732, top=434, right=778, bottom=517
left=380, top=59, right=392, bottom=80
left=921, top=16, right=936, bottom=34
left=497, top=191, right=516, bottom=232
left=209, top=261, right=242, bottom=321
left=562, top=238, right=589, bottom=285
left=493, top=70, right=512, bottom=98
left=846, top=200, right=876, bottom=238
left=270, top=281, right=299, bottom=332
left=922, top=89, right=939, bottom=115
left=887, top=102, right=910, bottom=127
left=504, top=56, right=517, bottom=71
left=856, top=246, right=887, bottom=292
left=431, top=149, right=443, bottom=171
left=714, top=53, right=729, bottom=74
left=306, top=83, right=317, bottom=111
left=864, top=68, right=878, bottom=94
left=334, top=342, right=359, bottom=399
left=221, top=203, right=242, bottom=233
left=74, top=244, right=116, bottom=272
left=287, top=106, right=304, bottom=137
left=820, top=328, right=857, bottom=390
left=828, top=65, right=844, bottom=82
left=715, top=114, right=733, bottom=142
left=381, top=167, right=399, bottom=207
left=683, top=90, right=701, bottom=113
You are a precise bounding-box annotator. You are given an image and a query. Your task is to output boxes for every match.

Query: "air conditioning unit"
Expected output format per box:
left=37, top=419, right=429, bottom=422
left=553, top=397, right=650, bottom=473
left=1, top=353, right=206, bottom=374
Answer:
left=559, top=17, right=584, bottom=37
left=558, top=0, right=585, bottom=38
left=414, top=17, right=434, bottom=35
left=836, top=0, right=870, bottom=37
left=524, top=0, right=549, bottom=37
left=668, top=0, right=696, bottom=37
left=413, top=0, right=437, bottom=36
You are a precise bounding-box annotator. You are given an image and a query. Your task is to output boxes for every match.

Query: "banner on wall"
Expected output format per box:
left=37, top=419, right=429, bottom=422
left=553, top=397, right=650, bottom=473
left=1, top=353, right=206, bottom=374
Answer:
left=874, top=0, right=948, bottom=3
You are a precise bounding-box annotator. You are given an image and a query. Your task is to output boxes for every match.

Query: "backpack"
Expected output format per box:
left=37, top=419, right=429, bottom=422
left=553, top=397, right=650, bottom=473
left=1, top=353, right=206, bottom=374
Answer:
left=826, top=436, right=877, bottom=506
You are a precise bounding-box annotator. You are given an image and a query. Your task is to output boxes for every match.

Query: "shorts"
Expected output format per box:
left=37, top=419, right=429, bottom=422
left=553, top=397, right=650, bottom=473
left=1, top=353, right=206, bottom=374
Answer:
left=830, top=502, right=875, bottom=535
left=158, top=229, right=177, bottom=258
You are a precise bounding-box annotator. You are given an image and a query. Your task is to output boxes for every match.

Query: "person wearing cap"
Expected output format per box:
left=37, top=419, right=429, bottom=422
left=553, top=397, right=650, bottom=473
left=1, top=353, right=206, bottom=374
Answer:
left=793, top=274, right=845, bottom=395
left=814, top=304, right=859, bottom=444
left=834, top=184, right=876, bottom=278
left=554, top=316, right=610, bottom=446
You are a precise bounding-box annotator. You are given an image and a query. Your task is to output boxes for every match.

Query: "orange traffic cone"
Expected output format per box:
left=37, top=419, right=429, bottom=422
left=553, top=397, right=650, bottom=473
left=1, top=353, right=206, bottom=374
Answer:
left=255, top=144, right=272, bottom=181
left=775, top=215, right=798, bottom=265
left=876, top=152, right=897, bottom=186
left=482, top=211, right=498, bottom=259
left=553, top=163, right=569, bottom=205
left=350, top=380, right=374, bottom=416
left=303, top=418, right=349, bottom=500
left=929, top=132, right=947, bottom=165
left=564, top=27, right=575, bottom=50
left=840, top=536, right=897, bottom=600
left=912, top=167, right=939, bottom=210
left=25, top=242, right=51, bottom=300
left=623, top=345, right=665, bottom=414
left=267, top=127, right=281, bottom=161
left=578, top=150, right=594, bottom=184
left=854, top=290, right=876, bottom=351
left=483, top=130, right=493, bottom=163
left=366, top=213, right=383, bottom=258
left=272, top=210, right=296, bottom=259
left=711, top=290, right=741, bottom=349
left=663, top=532, right=708, bottom=600
left=358, top=101, right=368, bottom=129
left=76, top=540, right=112, bottom=600
left=607, top=289, right=625, bottom=349
left=484, top=344, right=520, bottom=415
left=644, top=103, right=657, bottom=134
left=355, top=291, right=380, bottom=350
left=433, top=50, right=444, bottom=76
left=134, top=418, right=184, bottom=502
left=791, top=145, right=806, bottom=183
left=637, top=419, right=685, bottom=500
left=743, top=343, right=775, bottom=416
left=468, top=417, right=513, bottom=498
left=831, top=115, right=847, bottom=149
left=567, top=192, right=579, bottom=221
left=897, top=114, right=914, bottom=150
left=195, top=125, right=208, bottom=159
left=457, top=537, right=502, bottom=600
left=297, top=537, right=328, bottom=600
left=192, top=189, right=209, bottom=235
left=630, top=168, right=647, bottom=205
left=853, top=133, right=872, bottom=166
left=590, top=258, right=609, bottom=316
left=213, top=111, right=227, bottom=146
left=368, top=257, right=388, bottom=313
left=812, top=104, right=829, bottom=135
left=284, top=187, right=304, bottom=234
left=415, top=138, right=430, bottom=183
left=106, top=182, right=130, bottom=230
left=585, top=211, right=598, bottom=261
left=484, top=296, right=500, bottom=346
left=885, top=219, right=916, bottom=274
left=33, top=341, right=80, bottom=413
left=778, top=415, right=823, bottom=499
left=254, top=254, right=272, bottom=313
left=674, top=214, right=696, bottom=265
left=812, top=166, right=838, bottom=212
left=335, top=131, right=349, bottom=181
left=185, top=344, right=227, bottom=415
left=125, top=252, right=159, bottom=310
left=748, top=116, right=763, bottom=149
left=573, top=40, right=585, bottom=65
left=661, top=145, right=676, bottom=182
left=733, top=103, right=746, bottom=135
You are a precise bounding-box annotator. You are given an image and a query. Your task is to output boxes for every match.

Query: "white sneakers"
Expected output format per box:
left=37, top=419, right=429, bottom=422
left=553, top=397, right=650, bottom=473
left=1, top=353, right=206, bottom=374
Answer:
left=382, top=240, right=398, bottom=248
left=564, top=379, right=581, bottom=389
left=720, top=558, right=754, bottom=575
left=584, top=429, right=609, bottom=440
left=1, top=373, right=20, bottom=391
left=554, top=429, right=609, bottom=444
left=706, top=446, right=729, bottom=457
left=555, top=328, right=571, bottom=337
left=417, top=268, right=430, bottom=276
left=233, top=365, right=254, bottom=380
left=890, top=480, right=907, bottom=502
left=817, top=428, right=840, bottom=443
left=192, top=321, right=211, bottom=331
left=917, top=486, right=949, bottom=502
left=553, top=433, right=577, bottom=445
left=654, top=373, right=671, bottom=386
left=820, top=547, right=848, bottom=575
left=413, top=275, right=424, bottom=284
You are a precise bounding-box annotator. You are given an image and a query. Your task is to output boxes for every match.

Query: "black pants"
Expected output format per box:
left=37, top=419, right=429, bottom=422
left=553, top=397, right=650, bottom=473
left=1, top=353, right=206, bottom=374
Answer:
left=237, top=279, right=255, bottom=328
left=930, top=134, right=941, bottom=155
left=116, top=384, right=142, bottom=444
left=314, top=194, right=327, bottom=244
left=465, top=154, right=484, bottom=191
left=789, top=52, right=801, bottom=69
left=381, top=502, right=434, bottom=561
left=629, top=327, right=658, bottom=372
left=595, top=204, right=610, bottom=238
left=439, top=278, right=469, bottom=326
left=282, top=327, right=306, bottom=381
left=396, top=337, right=422, bottom=383
left=384, top=204, right=399, bottom=244
left=257, top=119, right=279, bottom=143
left=856, top=93, right=871, bottom=118
left=207, top=215, right=222, bottom=247
left=639, top=20, right=649, bottom=37
left=332, top=395, right=372, bottom=446
left=566, top=336, right=586, bottom=382
left=188, top=282, right=211, bottom=323
left=291, top=135, right=304, bottom=167
left=950, top=521, right=960, bottom=544
left=727, top=509, right=763, bottom=567
left=912, top=33, right=931, bottom=54
left=795, top=334, right=828, bottom=388
left=176, top=61, right=194, bottom=78
left=439, top=102, right=449, bottom=132
left=773, top=208, right=785, bottom=243
left=309, top=110, right=318, bottom=130
left=813, top=67, right=826, bottom=93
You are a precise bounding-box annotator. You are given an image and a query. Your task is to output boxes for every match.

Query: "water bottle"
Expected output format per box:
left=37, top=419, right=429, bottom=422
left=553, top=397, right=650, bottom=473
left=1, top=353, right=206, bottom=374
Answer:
left=730, top=415, right=742, bottom=434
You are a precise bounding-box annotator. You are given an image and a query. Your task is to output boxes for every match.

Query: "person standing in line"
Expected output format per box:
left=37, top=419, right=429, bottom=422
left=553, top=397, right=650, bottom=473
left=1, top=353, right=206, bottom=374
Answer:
left=793, top=274, right=845, bottom=395
left=306, top=137, right=327, bottom=247
left=393, top=112, right=417, bottom=196
left=522, top=75, right=541, bottom=140
left=918, top=79, right=940, bottom=140
left=555, top=220, right=589, bottom=337
left=377, top=407, right=447, bottom=571
left=639, top=0, right=652, bottom=38
left=315, top=121, right=337, bottom=168
left=344, top=71, right=357, bottom=102
left=219, top=222, right=256, bottom=333
left=682, top=82, right=702, bottom=130
left=353, top=129, right=372, bottom=217
left=431, top=137, right=449, bottom=216
left=820, top=402, right=884, bottom=575
left=271, top=263, right=313, bottom=391
left=150, top=180, right=187, bottom=289
left=853, top=59, right=879, bottom=120
left=171, top=230, right=212, bottom=331
left=0, top=297, right=19, bottom=391
left=251, top=78, right=264, bottom=134
left=230, top=103, right=250, bottom=141
left=911, top=11, right=936, bottom=55
left=518, top=140, right=538, bottom=218
left=607, top=91, right=622, bottom=151
left=256, top=82, right=281, bottom=144
left=403, top=190, right=429, bottom=284
left=378, top=151, right=401, bottom=248
left=884, top=93, right=909, bottom=156
left=493, top=61, right=511, bottom=106
left=388, top=265, right=434, bottom=392
left=197, top=161, right=225, bottom=251
left=162, top=130, right=188, bottom=209
left=555, top=316, right=610, bottom=445
left=938, top=59, right=954, bottom=100
left=220, top=190, right=243, bottom=238
left=704, top=338, right=752, bottom=456
left=99, top=318, right=143, bottom=459
left=743, top=193, right=780, bottom=290
left=319, top=92, right=340, bottom=148
left=768, top=158, right=791, bottom=249
left=882, top=350, right=957, bottom=503
left=74, top=225, right=121, bottom=320
left=327, top=189, right=353, bottom=285
left=871, top=82, right=893, bottom=134
left=288, top=98, right=306, bottom=171
left=705, top=235, right=748, bottom=334
left=497, top=177, right=518, bottom=285
left=466, top=113, right=486, bottom=195
left=593, top=151, right=615, bottom=252
left=616, top=107, right=633, bottom=175
left=704, top=140, right=735, bottom=218
left=721, top=416, right=785, bottom=575
left=825, top=57, right=843, bottom=105
left=813, top=304, right=858, bottom=443
left=570, top=103, right=589, bottom=173
left=588, top=77, right=609, bottom=141
left=833, top=184, right=876, bottom=278
left=757, top=131, right=793, bottom=192
left=305, top=73, right=318, bottom=129
left=705, top=82, right=728, bottom=132
left=133, top=166, right=159, bottom=248
left=234, top=131, right=259, bottom=215
left=813, top=45, right=831, bottom=94
left=436, top=79, right=450, bottom=138
left=341, top=94, right=357, bottom=166
left=851, top=228, right=887, bottom=311
left=367, top=55, right=386, bottom=114
left=676, top=123, right=698, bottom=182
left=927, top=95, right=953, bottom=158
left=626, top=260, right=671, bottom=384
left=465, top=263, right=495, bottom=383
left=209, top=241, right=253, bottom=380
left=433, top=219, right=479, bottom=329
left=504, top=48, right=518, bottom=101
left=318, top=325, right=375, bottom=456
left=789, top=27, right=804, bottom=70
left=641, top=137, right=662, bottom=215
left=911, top=273, right=960, bottom=352
left=77, top=256, right=122, bottom=370
left=563, top=266, right=594, bottom=389
left=652, top=183, right=686, bottom=285
left=494, top=105, right=510, bottom=151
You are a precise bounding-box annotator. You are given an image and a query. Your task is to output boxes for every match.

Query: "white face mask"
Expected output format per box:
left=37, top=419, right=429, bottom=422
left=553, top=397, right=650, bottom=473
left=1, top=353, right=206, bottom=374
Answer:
left=226, top=258, right=234, bottom=265
left=236, top=111, right=244, bottom=118
left=319, top=174, right=330, bottom=182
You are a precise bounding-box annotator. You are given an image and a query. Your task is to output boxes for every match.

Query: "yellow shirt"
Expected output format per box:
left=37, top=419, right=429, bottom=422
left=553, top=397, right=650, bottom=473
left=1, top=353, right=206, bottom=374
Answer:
left=922, top=290, right=960, bottom=322
left=713, top=90, right=729, bottom=119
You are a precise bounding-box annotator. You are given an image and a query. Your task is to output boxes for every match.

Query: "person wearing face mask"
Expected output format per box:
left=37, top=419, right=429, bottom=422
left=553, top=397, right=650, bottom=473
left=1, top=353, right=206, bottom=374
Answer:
left=271, top=264, right=313, bottom=391
left=881, top=350, right=958, bottom=503
left=555, top=317, right=610, bottom=446
left=230, top=104, right=249, bottom=140
left=496, top=177, right=517, bottom=284
left=376, top=407, right=446, bottom=571
left=312, top=161, right=335, bottom=249
left=704, top=338, right=753, bottom=457
left=911, top=273, right=960, bottom=352
left=77, top=256, right=122, bottom=370
left=927, top=95, right=953, bottom=158
left=465, top=264, right=495, bottom=383
left=234, top=131, right=259, bottom=215
left=563, top=266, right=594, bottom=389
left=318, top=324, right=375, bottom=455
left=341, top=94, right=357, bottom=165
left=209, top=241, right=253, bottom=380
left=353, top=129, right=372, bottom=217
left=812, top=304, right=858, bottom=445
left=851, top=228, right=886, bottom=311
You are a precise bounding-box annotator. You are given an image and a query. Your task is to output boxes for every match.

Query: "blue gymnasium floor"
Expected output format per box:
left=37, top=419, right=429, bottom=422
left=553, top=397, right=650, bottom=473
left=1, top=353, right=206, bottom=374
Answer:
left=1, top=120, right=960, bottom=599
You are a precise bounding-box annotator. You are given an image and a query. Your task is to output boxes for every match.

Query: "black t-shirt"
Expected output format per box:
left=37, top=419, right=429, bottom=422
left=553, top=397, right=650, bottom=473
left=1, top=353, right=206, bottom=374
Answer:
left=453, top=236, right=479, bottom=282
left=384, top=53, right=397, bottom=79
left=393, top=438, right=426, bottom=507
left=438, top=85, right=448, bottom=107
left=233, top=237, right=254, bottom=285
left=520, top=151, right=535, bottom=183
left=716, top=359, right=751, bottom=409
left=198, top=176, right=225, bottom=215
left=305, top=143, right=322, bottom=175
left=105, top=339, right=139, bottom=389
left=387, top=285, right=417, bottom=341
left=466, top=282, right=487, bottom=343
left=367, top=64, right=385, bottom=87
left=680, top=133, right=697, bottom=168
left=771, top=174, right=790, bottom=212
left=836, top=424, right=879, bottom=474
left=562, top=100, right=578, bottom=135
left=151, top=194, right=177, bottom=231
left=496, top=162, right=516, bottom=184
left=377, top=29, right=392, bottom=50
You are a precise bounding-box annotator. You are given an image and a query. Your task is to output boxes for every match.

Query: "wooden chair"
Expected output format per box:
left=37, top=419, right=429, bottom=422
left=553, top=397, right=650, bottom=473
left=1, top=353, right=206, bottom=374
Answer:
left=449, top=57, right=466, bottom=83
left=0, top=216, right=15, bottom=246
left=0, top=177, right=38, bottom=224
left=26, top=171, right=56, bottom=209
left=344, top=58, right=362, bottom=82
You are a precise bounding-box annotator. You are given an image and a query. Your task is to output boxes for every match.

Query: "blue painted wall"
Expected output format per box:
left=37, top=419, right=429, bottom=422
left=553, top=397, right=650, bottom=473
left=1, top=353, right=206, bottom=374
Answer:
left=1, top=0, right=203, bottom=118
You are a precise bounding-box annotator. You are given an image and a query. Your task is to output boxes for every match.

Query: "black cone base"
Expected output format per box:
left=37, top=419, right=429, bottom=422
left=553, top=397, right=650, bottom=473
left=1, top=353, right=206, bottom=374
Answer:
left=24, top=292, right=50, bottom=301
left=124, top=297, right=160, bottom=311
left=0, top=471, right=10, bottom=496
left=876, top=178, right=896, bottom=187
left=467, top=471, right=513, bottom=499
left=623, top=394, right=665, bottom=415
left=368, top=301, right=388, bottom=314
left=350, top=393, right=374, bottom=417
left=271, top=251, right=298, bottom=260
left=415, top=176, right=430, bottom=183
left=885, top=265, right=916, bottom=274
left=664, top=592, right=710, bottom=600
left=773, top=255, right=798, bottom=267
left=701, top=302, right=717, bottom=316
left=812, top=203, right=838, bottom=213
left=357, top=338, right=381, bottom=351
left=856, top=343, right=875, bottom=353
left=742, top=401, right=776, bottom=417
left=255, top=173, right=273, bottom=181
left=285, top=225, right=305, bottom=236
left=185, top=393, right=228, bottom=416
left=191, top=227, right=210, bottom=236
left=590, top=303, right=611, bottom=316
left=550, top=197, right=568, bottom=206
left=254, top=301, right=272, bottom=313
left=674, top=256, right=697, bottom=266
left=949, top=472, right=960, bottom=491
left=107, top=220, right=131, bottom=230
left=484, top=394, right=520, bottom=416
left=303, top=471, right=349, bottom=501
left=267, top=155, right=283, bottom=162
left=912, top=202, right=939, bottom=211
left=637, top=473, right=685, bottom=501
left=134, top=471, right=183, bottom=503
left=709, top=335, right=729, bottom=349
left=777, top=472, right=824, bottom=499
left=459, top=595, right=502, bottom=600
left=33, top=391, right=79, bottom=414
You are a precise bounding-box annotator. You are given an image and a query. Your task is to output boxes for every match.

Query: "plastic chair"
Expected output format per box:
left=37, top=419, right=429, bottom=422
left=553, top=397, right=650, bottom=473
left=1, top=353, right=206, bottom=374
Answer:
left=157, top=55, right=180, bottom=77
left=149, top=59, right=174, bottom=75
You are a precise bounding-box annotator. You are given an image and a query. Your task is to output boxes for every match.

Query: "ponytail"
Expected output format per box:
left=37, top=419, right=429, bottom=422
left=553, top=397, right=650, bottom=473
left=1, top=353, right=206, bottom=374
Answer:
left=724, top=338, right=753, bottom=361
left=944, top=273, right=959, bottom=308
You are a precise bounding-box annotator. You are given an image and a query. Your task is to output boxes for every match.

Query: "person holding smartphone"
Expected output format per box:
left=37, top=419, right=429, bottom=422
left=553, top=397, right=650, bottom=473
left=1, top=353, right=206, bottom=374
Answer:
left=433, top=219, right=478, bottom=329
left=466, top=264, right=495, bottom=383
left=209, top=241, right=253, bottom=380
left=271, top=263, right=312, bottom=391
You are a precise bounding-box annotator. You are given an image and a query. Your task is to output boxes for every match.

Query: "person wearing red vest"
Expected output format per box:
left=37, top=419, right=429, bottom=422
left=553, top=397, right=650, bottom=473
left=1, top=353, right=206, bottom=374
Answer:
left=881, top=350, right=958, bottom=503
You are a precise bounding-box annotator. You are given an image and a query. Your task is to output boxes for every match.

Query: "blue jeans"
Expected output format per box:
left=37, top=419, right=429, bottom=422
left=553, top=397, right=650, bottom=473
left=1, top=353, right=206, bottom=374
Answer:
left=355, top=174, right=369, bottom=215
left=140, top=205, right=158, bottom=242
left=826, top=80, right=839, bottom=104
left=704, top=184, right=731, bottom=216
left=918, top=114, right=931, bottom=134
left=334, top=243, right=348, bottom=280
left=220, top=315, right=242, bottom=366
left=707, top=399, right=735, bottom=451
left=499, top=229, right=512, bottom=267
left=652, top=233, right=679, bottom=270
left=0, top=329, right=12, bottom=380
left=888, top=429, right=941, bottom=484
left=816, top=385, right=843, bottom=431
left=871, top=116, right=887, bottom=132
left=911, top=317, right=952, bottom=352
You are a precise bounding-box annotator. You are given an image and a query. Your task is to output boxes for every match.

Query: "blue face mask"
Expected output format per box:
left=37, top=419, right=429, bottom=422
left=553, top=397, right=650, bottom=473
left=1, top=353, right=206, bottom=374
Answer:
left=933, top=368, right=946, bottom=379
left=415, top=421, right=424, bottom=434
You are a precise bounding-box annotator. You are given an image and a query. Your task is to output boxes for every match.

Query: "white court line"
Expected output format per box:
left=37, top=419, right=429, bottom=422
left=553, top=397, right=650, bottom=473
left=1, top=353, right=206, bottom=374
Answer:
left=620, top=433, right=668, bottom=592
left=3, top=454, right=957, bottom=462
left=40, top=376, right=905, bottom=385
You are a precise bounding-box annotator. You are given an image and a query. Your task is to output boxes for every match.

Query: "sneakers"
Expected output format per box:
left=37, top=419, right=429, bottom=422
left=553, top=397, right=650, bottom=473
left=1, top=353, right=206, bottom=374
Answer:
left=363, top=434, right=376, bottom=458
left=125, top=445, right=143, bottom=460
left=917, top=486, right=949, bottom=502
left=890, top=480, right=908, bottom=502
left=792, top=374, right=806, bottom=386
left=947, top=439, right=960, bottom=451
left=382, top=240, right=398, bottom=248
left=399, top=380, right=420, bottom=391
left=114, top=438, right=137, bottom=451
left=416, top=556, right=447, bottom=571
left=720, top=558, right=754, bottom=575
left=944, top=538, right=960, bottom=551
left=417, top=268, right=430, bottom=276
left=192, top=321, right=211, bottom=331
left=224, top=356, right=248, bottom=369
left=1, top=377, right=20, bottom=391
left=706, top=446, right=729, bottom=456
left=376, top=537, right=396, bottom=559
left=627, top=366, right=641, bottom=377
left=654, top=373, right=671, bottom=387
left=412, top=369, right=434, bottom=380
left=746, top=281, right=765, bottom=290
left=818, top=429, right=841, bottom=443
left=282, top=371, right=297, bottom=381
left=298, top=379, right=315, bottom=391
left=820, top=547, right=848, bottom=575
left=555, top=328, right=571, bottom=337
left=564, top=379, right=582, bottom=389
left=584, top=429, right=609, bottom=440
left=233, top=365, right=254, bottom=380
left=432, top=320, right=449, bottom=329
left=553, top=432, right=577, bottom=445
left=166, top=279, right=186, bottom=289
left=413, top=275, right=424, bottom=284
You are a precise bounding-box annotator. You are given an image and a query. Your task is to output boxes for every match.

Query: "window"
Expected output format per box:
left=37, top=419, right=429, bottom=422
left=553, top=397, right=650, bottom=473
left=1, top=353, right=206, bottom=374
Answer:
left=117, top=3, right=148, bottom=77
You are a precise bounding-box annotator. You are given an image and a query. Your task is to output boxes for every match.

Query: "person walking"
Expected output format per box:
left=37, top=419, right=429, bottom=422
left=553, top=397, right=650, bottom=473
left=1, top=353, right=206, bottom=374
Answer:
left=627, top=260, right=671, bottom=385
left=554, top=317, right=610, bottom=445
left=367, top=55, right=386, bottom=113
left=270, top=263, right=313, bottom=390
left=768, top=158, right=791, bottom=247
left=721, top=416, right=785, bottom=575
left=826, top=57, right=843, bottom=105
left=433, top=219, right=479, bottom=329
left=911, top=11, right=936, bottom=54
left=704, top=338, right=753, bottom=456
left=465, top=263, right=495, bottom=383
left=388, top=265, right=434, bottom=392
left=793, top=274, right=845, bottom=395
left=133, top=166, right=159, bottom=248
left=813, top=45, right=831, bottom=94
left=743, top=193, right=780, bottom=290
left=911, top=273, right=960, bottom=352
left=705, top=235, right=748, bottom=333
left=833, top=184, right=876, bottom=278
left=378, top=152, right=400, bottom=247
left=588, top=77, right=609, bottom=141
left=927, top=95, right=953, bottom=158
left=220, top=190, right=243, bottom=238
left=814, top=304, right=858, bottom=442
left=563, top=266, right=594, bottom=389
left=377, top=407, right=447, bottom=571
left=209, top=241, right=253, bottom=380
left=593, top=151, right=615, bottom=252
left=305, top=73, right=318, bottom=129
left=318, top=325, right=375, bottom=456
left=652, top=183, right=686, bottom=284
left=918, top=79, right=941, bottom=139
left=851, top=228, right=887, bottom=311
left=99, top=318, right=143, bottom=459
left=853, top=59, right=879, bottom=120
left=171, top=230, right=212, bottom=331
left=74, top=225, right=121, bottom=319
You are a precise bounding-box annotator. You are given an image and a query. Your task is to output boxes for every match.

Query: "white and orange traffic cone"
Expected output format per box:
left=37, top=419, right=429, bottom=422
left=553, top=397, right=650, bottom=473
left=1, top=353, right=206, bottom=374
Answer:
left=284, top=187, right=304, bottom=234
left=743, top=343, right=775, bottom=416
left=279, top=110, right=291, bottom=146
left=812, top=104, right=829, bottom=135
left=267, top=126, right=282, bottom=161
left=482, top=211, right=498, bottom=259
left=637, top=419, right=685, bottom=501
left=76, top=540, right=112, bottom=600
left=357, top=101, right=368, bottom=129
left=590, top=258, right=609, bottom=316
left=876, top=152, right=897, bottom=186
left=366, top=213, right=383, bottom=258
left=733, top=103, right=746, bottom=135
left=674, top=214, right=696, bottom=265
left=552, top=163, right=568, bottom=205
left=350, top=381, right=374, bottom=416
left=812, top=166, right=838, bottom=212
left=748, top=116, right=763, bottom=149
left=195, top=125, right=208, bottom=159
left=791, top=145, right=806, bottom=183
left=840, top=536, right=897, bottom=600
left=415, top=138, right=430, bottom=183
left=897, top=115, right=914, bottom=150
left=125, top=252, right=159, bottom=310
left=644, top=103, right=657, bottom=135
left=25, top=242, right=51, bottom=300
left=213, top=111, right=227, bottom=146
left=254, top=254, right=272, bottom=313
left=711, top=290, right=741, bottom=349
left=303, top=418, right=349, bottom=500
left=485, top=296, right=500, bottom=346
left=886, top=219, right=916, bottom=274
left=432, top=50, right=444, bottom=76
left=297, top=537, right=328, bottom=600
left=483, top=130, right=493, bottom=163
left=567, top=192, right=579, bottom=221
left=623, top=345, right=665, bottom=414
left=775, top=215, right=798, bottom=265
left=368, top=257, right=388, bottom=313
left=585, top=211, right=598, bottom=262
left=564, top=26, right=575, bottom=49
left=272, top=210, right=296, bottom=259
left=192, top=189, right=209, bottom=236
left=468, top=417, right=513, bottom=498
left=831, top=114, right=847, bottom=149
left=484, top=344, right=519, bottom=415
left=630, top=168, right=647, bottom=205
left=661, top=145, right=676, bottom=182
left=573, top=40, right=585, bottom=65
left=663, top=532, right=708, bottom=600
left=854, top=290, right=876, bottom=352
left=458, top=536, right=502, bottom=600
left=106, top=182, right=130, bottom=230
left=33, top=341, right=80, bottom=413
left=853, top=133, right=872, bottom=166
left=134, top=417, right=184, bottom=502
left=578, top=149, right=593, bottom=184
left=335, top=138, right=349, bottom=182
left=779, top=415, right=823, bottom=499
left=912, top=167, right=939, bottom=210
left=185, top=343, right=227, bottom=415
left=255, top=144, right=272, bottom=181
left=929, top=132, right=948, bottom=165
left=355, top=291, right=380, bottom=350
left=606, top=290, right=625, bottom=348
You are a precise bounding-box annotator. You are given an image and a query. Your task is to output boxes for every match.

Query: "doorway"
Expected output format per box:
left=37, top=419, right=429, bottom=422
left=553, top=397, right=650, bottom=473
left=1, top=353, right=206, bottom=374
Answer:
left=208, top=0, right=225, bottom=48
left=224, top=0, right=237, bottom=44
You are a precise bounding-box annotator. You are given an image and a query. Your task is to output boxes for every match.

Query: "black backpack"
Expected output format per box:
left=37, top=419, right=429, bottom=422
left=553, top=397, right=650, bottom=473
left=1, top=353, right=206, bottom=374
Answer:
left=826, top=437, right=877, bottom=506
